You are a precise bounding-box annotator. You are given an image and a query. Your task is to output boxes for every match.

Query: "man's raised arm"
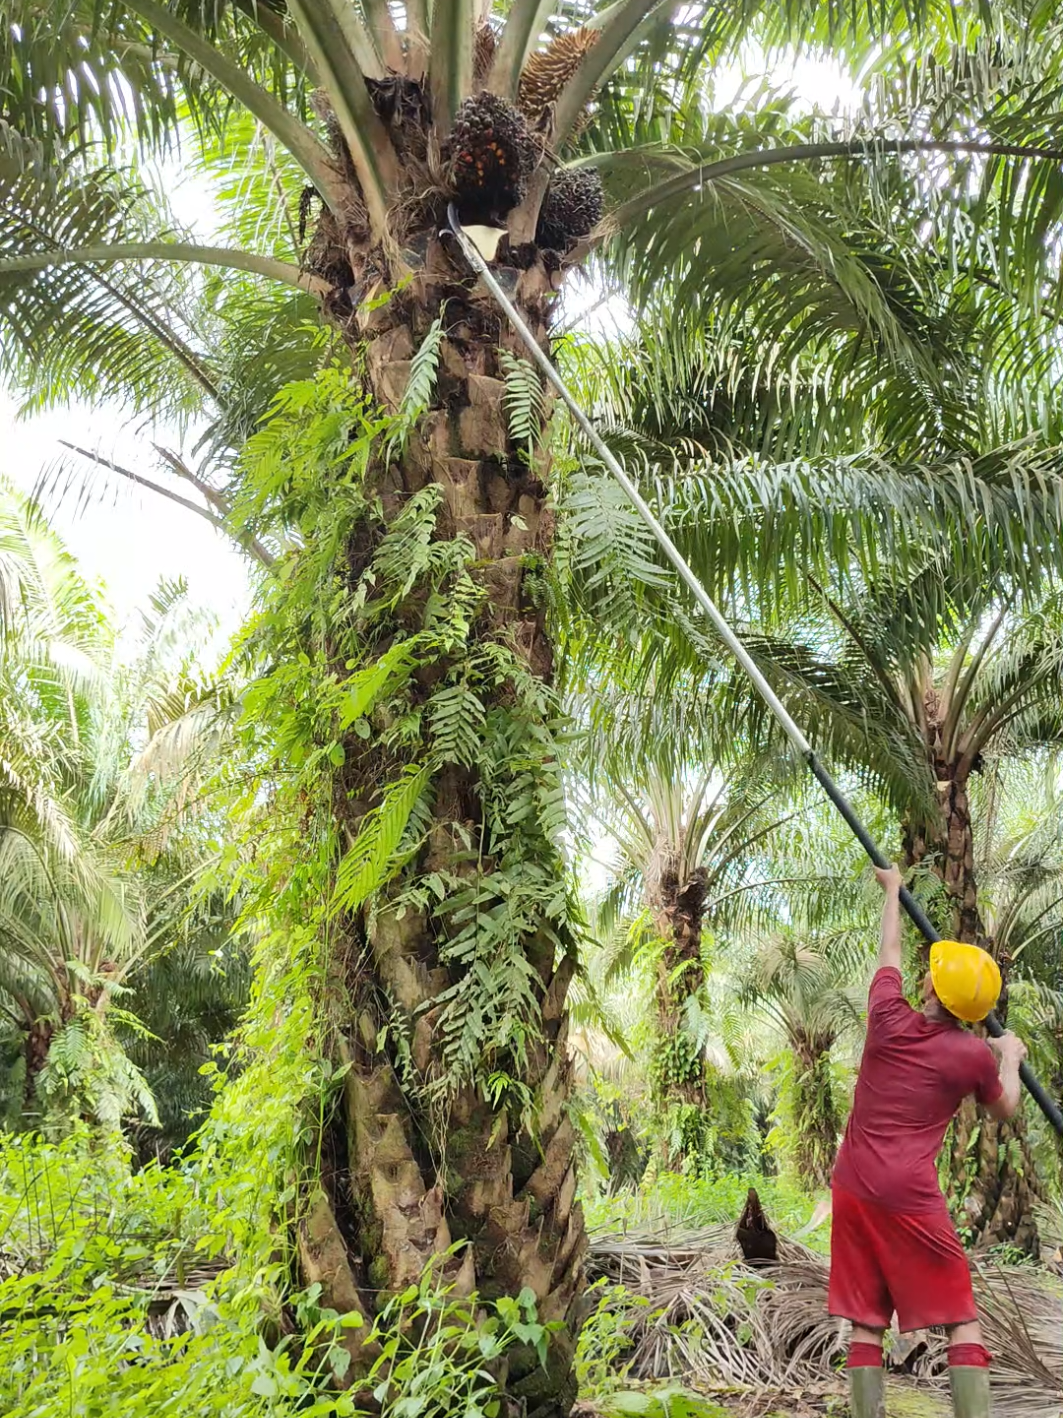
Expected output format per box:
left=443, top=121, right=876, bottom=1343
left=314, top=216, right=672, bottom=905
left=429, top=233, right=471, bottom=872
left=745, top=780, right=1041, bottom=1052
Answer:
left=873, top=864, right=904, bottom=972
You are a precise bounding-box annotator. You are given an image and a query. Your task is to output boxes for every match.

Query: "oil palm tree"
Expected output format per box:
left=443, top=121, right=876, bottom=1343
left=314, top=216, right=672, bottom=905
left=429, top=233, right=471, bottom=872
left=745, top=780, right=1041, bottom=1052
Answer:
left=92, top=582, right=247, bottom=1155
left=956, top=764, right=1063, bottom=1225
left=981, top=783, right=1063, bottom=1105
left=0, top=496, right=234, bottom=1132
left=0, top=825, right=160, bottom=1128
left=9, top=2, right=1063, bottom=1405
left=740, top=928, right=868, bottom=1188
left=580, top=755, right=799, bottom=1166
left=0, top=487, right=151, bottom=1124
left=739, top=579, right=1063, bottom=954
left=567, top=664, right=857, bottom=1169
left=703, top=787, right=882, bottom=1189
left=586, top=765, right=776, bottom=1162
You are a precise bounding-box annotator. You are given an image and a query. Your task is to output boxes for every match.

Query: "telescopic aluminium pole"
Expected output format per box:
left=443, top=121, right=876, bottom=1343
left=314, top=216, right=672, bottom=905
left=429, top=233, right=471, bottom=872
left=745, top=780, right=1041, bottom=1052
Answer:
left=446, top=203, right=1063, bottom=1138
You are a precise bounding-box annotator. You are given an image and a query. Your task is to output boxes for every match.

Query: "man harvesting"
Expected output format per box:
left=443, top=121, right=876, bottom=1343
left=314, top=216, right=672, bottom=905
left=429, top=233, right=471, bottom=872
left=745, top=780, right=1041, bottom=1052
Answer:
left=830, top=864, right=1028, bottom=1418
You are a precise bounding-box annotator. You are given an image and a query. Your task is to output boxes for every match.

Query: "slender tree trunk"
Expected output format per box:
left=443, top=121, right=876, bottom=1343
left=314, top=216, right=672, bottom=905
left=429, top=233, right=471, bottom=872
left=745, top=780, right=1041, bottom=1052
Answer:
left=294, top=233, right=586, bottom=1414
left=937, top=769, right=987, bottom=954
left=603, top=1098, right=649, bottom=1192
left=909, top=763, right=1040, bottom=1254
left=22, top=1017, right=53, bottom=1115
left=790, top=1029, right=838, bottom=1189
left=648, top=855, right=710, bottom=1167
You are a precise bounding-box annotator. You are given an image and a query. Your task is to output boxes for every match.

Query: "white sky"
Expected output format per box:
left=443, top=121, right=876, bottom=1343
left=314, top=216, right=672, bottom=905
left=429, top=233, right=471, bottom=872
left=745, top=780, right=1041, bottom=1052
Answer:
left=0, top=389, right=252, bottom=648
left=0, top=44, right=860, bottom=660
left=0, top=147, right=251, bottom=651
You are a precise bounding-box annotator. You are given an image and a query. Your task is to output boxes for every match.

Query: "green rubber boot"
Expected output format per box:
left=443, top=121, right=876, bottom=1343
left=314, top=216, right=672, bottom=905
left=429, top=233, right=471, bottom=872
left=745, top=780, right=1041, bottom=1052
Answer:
left=848, top=1366, right=886, bottom=1418
left=949, top=1366, right=991, bottom=1418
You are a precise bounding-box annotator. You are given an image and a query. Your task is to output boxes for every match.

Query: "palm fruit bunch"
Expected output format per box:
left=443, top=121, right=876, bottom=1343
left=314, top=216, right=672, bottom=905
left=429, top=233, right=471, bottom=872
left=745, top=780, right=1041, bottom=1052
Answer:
left=535, top=166, right=603, bottom=251
left=518, top=27, right=599, bottom=130
left=448, top=91, right=537, bottom=216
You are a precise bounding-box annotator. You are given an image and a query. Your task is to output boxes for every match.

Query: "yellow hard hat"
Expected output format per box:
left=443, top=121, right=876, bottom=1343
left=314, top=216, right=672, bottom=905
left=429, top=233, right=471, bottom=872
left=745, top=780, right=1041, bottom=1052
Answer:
left=930, top=940, right=1001, bottom=1023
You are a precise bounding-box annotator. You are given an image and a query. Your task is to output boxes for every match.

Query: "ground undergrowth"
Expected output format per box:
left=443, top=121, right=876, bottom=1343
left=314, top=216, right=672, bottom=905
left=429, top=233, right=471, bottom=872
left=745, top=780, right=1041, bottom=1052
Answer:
left=1, top=1135, right=1057, bottom=1418
left=579, top=1384, right=951, bottom=1418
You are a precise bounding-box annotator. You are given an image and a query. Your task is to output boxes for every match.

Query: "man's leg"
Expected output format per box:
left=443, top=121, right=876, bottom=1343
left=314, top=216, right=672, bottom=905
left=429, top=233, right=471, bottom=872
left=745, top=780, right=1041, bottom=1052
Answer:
left=874, top=1201, right=990, bottom=1417
left=847, top=1324, right=887, bottom=1418
left=946, top=1320, right=991, bottom=1418
left=829, top=1189, right=891, bottom=1418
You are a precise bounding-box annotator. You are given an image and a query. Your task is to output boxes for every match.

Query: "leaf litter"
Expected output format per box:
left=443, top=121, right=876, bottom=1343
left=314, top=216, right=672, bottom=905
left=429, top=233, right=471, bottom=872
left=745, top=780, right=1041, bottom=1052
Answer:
left=587, top=1222, right=1063, bottom=1418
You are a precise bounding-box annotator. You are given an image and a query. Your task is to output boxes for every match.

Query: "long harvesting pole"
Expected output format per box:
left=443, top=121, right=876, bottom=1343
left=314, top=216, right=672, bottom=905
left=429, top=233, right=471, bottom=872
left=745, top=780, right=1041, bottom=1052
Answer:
left=446, top=204, right=1063, bottom=1137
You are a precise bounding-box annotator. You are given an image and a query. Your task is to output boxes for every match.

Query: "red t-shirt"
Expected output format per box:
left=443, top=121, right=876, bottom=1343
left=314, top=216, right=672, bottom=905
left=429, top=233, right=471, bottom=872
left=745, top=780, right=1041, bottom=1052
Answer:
left=832, top=967, right=1003, bottom=1214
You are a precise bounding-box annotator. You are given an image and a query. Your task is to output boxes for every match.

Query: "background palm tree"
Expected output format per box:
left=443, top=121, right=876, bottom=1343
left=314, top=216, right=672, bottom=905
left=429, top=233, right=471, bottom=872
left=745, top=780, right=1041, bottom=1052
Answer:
left=0, top=487, right=132, bottom=1122
left=578, top=748, right=792, bottom=1167
left=957, top=764, right=1063, bottom=1214
left=740, top=928, right=867, bottom=1188
left=0, top=495, right=236, bottom=1133
left=0, top=825, right=161, bottom=1130
left=98, top=584, right=248, bottom=1158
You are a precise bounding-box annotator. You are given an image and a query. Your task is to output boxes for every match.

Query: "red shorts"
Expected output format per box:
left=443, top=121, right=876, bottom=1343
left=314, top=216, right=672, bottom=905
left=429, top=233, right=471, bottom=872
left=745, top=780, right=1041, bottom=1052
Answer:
left=828, top=1184, right=977, bottom=1333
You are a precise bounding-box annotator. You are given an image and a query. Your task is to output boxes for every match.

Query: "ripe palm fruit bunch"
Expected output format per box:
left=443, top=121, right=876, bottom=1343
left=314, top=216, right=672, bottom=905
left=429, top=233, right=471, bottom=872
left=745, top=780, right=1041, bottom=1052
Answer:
left=535, top=166, right=603, bottom=251
left=448, top=91, right=538, bottom=218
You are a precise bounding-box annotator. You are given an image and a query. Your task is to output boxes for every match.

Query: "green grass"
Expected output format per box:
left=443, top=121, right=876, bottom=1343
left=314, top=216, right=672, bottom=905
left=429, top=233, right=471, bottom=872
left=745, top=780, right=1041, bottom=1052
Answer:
left=585, top=1170, right=832, bottom=1253
left=601, top=1388, right=731, bottom=1418
left=885, top=1386, right=951, bottom=1417
left=599, top=1382, right=951, bottom=1418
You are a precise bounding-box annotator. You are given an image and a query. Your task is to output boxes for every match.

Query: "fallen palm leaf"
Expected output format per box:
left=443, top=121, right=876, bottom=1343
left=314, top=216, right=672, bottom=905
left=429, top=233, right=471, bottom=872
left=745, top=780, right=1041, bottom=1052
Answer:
left=587, top=1224, right=1063, bottom=1418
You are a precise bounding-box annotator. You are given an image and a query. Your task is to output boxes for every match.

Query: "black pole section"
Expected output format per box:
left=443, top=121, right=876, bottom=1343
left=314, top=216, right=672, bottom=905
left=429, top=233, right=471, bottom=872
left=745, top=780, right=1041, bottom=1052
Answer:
left=806, top=753, right=1063, bottom=1135
left=444, top=204, right=1063, bottom=1139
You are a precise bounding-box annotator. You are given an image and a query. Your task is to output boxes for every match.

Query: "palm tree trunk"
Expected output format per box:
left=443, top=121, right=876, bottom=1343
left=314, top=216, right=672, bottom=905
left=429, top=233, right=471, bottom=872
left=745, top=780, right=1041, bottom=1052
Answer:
left=910, top=766, right=1041, bottom=1255
left=650, top=863, right=710, bottom=1167
left=937, top=771, right=985, bottom=952
left=945, top=1093, right=1040, bottom=1254
left=790, top=1029, right=838, bottom=1189
left=900, top=820, right=931, bottom=879
left=295, top=234, right=586, bottom=1414
left=22, top=1017, right=53, bottom=1114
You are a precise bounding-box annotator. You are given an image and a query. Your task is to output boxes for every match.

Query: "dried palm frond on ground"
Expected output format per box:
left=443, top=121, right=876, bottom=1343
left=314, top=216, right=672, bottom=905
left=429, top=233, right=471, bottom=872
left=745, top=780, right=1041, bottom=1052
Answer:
left=588, top=1224, right=1063, bottom=1418
left=1038, top=1201, right=1063, bottom=1276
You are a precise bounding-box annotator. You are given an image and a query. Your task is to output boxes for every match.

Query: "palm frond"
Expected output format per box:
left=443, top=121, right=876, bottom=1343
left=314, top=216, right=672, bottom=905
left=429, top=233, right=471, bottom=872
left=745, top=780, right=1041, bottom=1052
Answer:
left=555, top=438, right=1063, bottom=652
left=284, top=0, right=398, bottom=227
left=0, top=156, right=220, bottom=427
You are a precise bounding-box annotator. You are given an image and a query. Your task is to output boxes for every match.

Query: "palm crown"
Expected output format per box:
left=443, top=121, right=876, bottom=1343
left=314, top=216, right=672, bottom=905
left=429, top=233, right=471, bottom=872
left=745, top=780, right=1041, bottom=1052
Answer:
left=7, top=1, right=1063, bottom=411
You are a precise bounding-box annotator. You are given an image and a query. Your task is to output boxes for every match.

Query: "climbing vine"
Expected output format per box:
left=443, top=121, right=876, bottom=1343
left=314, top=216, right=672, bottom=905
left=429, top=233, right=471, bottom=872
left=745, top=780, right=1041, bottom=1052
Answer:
left=228, top=366, right=578, bottom=1119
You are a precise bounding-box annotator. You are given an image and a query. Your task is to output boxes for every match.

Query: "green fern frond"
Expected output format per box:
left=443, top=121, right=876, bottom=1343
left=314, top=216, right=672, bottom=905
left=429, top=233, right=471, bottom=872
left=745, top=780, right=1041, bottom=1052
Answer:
left=428, top=684, right=486, bottom=767
left=332, top=764, right=432, bottom=914
left=401, top=317, right=444, bottom=421
left=499, top=350, right=546, bottom=460
left=383, top=315, right=446, bottom=464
